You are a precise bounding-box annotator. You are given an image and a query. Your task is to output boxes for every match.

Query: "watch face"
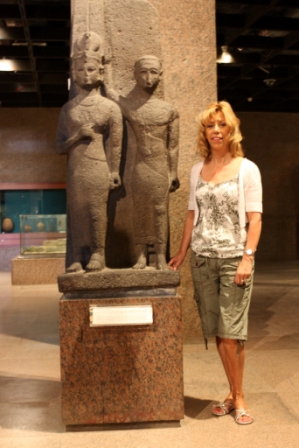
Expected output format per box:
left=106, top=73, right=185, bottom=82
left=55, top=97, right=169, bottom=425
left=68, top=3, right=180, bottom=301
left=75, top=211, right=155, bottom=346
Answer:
left=245, top=249, right=254, bottom=255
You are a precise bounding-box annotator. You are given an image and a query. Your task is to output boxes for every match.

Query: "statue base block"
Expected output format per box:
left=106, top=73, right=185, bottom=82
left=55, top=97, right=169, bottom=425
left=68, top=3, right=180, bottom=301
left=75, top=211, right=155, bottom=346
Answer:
left=58, top=267, right=180, bottom=294
left=60, top=289, right=184, bottom=426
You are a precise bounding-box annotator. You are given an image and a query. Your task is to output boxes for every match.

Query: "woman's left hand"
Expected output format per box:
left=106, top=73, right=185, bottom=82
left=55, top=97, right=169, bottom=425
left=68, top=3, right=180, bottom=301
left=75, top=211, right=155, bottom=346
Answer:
left=234, top=257, right=253, bottom=285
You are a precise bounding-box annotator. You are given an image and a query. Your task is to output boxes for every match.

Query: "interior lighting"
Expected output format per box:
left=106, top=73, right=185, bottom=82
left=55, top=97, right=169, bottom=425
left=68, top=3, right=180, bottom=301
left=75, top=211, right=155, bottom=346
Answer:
left=216, top=46, right=235, bottom=64
left=0, top=58, right=15, bottom=71
left=263, top=78, right=276, bottom=87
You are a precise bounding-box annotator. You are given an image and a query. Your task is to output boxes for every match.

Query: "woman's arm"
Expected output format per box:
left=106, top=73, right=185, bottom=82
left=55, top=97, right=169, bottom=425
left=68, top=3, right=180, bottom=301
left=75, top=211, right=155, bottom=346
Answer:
left=234, top=211, right=262, bottom=285
left=168, top=210, right=194, bottom=270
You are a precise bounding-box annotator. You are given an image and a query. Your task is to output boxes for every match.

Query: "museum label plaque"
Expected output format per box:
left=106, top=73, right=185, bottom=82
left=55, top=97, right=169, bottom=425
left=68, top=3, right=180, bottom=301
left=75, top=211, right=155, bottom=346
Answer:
left=89, top=304, right=153, bottom=327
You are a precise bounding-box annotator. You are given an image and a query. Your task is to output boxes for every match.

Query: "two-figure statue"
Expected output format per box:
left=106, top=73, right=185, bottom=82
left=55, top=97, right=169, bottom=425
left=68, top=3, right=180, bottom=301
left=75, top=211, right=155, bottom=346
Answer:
left=56, top=32, right=179, bottom=273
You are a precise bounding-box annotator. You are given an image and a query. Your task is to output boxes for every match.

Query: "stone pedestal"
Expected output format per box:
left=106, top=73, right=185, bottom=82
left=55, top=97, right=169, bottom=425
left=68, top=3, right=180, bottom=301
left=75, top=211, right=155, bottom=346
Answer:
left=59, top=270, right=183, bottom=427
left=11, top=256, right=65, bottom=285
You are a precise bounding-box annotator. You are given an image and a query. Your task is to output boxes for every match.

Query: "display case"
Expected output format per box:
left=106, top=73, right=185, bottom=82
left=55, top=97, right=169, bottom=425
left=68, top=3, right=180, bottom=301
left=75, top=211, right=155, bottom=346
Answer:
left=1, top=187, right=66, bottom=234
left=19, top=214, right=67, bottom=258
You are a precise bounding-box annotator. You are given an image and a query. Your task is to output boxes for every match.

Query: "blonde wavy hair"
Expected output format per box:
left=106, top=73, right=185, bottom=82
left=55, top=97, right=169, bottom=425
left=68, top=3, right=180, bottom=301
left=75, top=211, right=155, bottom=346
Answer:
left=197, top=101, right=244, bottom=159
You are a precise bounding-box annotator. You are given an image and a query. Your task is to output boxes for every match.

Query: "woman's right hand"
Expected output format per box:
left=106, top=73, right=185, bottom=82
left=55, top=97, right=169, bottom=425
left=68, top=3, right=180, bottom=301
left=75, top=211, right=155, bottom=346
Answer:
left=168, top=252, right=185, bottom=270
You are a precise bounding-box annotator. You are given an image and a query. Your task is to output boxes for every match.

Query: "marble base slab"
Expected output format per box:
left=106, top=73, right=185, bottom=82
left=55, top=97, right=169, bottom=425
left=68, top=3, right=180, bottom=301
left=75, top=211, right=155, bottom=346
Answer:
left=11, top=256, right=65, bottom=285
left=60, top=293, right=184, bottom=426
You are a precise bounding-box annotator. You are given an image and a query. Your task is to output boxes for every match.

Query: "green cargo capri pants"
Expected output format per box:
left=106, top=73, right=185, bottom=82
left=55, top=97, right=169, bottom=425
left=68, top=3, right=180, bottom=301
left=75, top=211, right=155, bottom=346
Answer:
left=191, top=251, right=254, bottom=344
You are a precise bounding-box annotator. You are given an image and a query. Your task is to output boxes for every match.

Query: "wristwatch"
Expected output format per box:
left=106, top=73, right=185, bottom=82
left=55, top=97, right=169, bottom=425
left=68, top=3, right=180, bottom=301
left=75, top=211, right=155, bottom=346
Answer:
left=244, top=249, right=255, bottom=256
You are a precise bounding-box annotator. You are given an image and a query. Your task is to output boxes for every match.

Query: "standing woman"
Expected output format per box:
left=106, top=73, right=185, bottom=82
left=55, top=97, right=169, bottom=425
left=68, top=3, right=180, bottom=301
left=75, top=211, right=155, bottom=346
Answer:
left=169, top=101, right=262, bottom=425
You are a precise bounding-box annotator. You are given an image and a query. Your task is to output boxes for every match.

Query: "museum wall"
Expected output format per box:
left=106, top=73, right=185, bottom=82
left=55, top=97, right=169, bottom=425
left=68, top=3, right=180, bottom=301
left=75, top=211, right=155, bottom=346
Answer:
left=238, top=112, right=299, bottom=262
left=0, top=108, right=66, bottom=183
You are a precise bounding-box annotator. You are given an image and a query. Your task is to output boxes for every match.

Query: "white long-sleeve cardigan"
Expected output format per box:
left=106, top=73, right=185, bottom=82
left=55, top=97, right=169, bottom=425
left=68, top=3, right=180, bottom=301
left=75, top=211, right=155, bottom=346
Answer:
left=188, top=158, right=263, bottom=227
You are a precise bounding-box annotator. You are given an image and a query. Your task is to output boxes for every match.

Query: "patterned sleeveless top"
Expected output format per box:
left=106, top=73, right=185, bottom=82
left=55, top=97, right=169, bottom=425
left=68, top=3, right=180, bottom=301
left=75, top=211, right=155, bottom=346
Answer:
left=191, top=174, right=247, bottom=258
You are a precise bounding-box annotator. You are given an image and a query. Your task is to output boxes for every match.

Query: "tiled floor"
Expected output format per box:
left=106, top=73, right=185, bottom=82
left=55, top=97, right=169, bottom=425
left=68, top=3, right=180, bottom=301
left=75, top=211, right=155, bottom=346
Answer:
left=1, top=261, right=299, bottom=448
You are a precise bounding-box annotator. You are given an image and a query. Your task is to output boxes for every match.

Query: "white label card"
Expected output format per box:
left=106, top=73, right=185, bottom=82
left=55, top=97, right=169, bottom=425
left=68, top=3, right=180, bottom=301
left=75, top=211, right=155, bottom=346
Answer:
left=89, top=304, right=153, bottom=327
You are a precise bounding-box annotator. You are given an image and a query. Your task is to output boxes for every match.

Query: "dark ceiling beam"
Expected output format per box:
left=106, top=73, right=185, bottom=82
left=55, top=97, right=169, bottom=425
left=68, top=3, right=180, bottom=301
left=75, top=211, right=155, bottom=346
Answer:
left=217, top=0, right=281, bottom=45
left=260, top=31, right=299, bottom=66
left=217, top=0, right=274, bottom=4
left=39, top=73, right=69, bottom=85
left=218, top=64, right=292, bottom=79
left=26, top=4, right=70, bottom=21
left=36, top=59, right=69, bottom=72
left=229, top=99, right=299, bottom=113
left=33, top=45, right=70, bottom=58
left=217, top=14, right=299, bottom=33
left=29, top=26, right=70, bottom=41
left=0, top=92, right=38, bottom=102
left=0, top=73, right=34, bottom=84
left=17, top=0, right=42, bottom=106
left=0, top=45, right=29, bottom=58
left=220, top=88, right=298, bottom=100
left=0, top=43, right=70, bottom=58
left=0, top=83, right=35, bottom=93
left=222, top=66, right=299, bottom=108
left=218, top=0, right=299, bottom=6
left=264, top=54, right=299, bottom=66
left=217, top=13, right=299, bottom=33
left=0, top=5, right=21, bottom=19
left=217, top=35, right=285, bottom=50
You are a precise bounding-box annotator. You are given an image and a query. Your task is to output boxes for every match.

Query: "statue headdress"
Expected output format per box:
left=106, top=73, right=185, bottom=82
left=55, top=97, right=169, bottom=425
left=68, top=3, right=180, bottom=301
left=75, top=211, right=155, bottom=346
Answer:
left=72, top=31, right=103, bottom=65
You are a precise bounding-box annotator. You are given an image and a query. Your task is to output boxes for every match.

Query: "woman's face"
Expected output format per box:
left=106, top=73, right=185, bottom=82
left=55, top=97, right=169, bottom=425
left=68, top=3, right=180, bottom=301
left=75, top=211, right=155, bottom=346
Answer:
left=204, top=111, right=231, bottom=152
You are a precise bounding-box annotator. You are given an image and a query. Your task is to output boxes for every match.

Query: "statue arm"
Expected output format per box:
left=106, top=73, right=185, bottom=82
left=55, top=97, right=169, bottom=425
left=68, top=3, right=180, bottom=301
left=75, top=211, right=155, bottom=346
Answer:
left=168, top=112, right=180, bottom=192
left=107, top=104, right=123, bottom=190
left=56, top=109, right=70, bottom=154
left=56, top=108, right=97, bottom=154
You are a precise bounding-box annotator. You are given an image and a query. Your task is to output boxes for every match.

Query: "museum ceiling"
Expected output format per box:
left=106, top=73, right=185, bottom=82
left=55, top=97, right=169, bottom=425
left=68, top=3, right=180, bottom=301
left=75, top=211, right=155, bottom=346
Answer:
left=0, top=0, right=299, bottom=112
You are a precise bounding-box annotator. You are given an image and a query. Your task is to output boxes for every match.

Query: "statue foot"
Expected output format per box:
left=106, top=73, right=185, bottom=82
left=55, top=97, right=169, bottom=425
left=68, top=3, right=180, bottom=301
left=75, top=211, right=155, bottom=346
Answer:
left=156, top=255, right=170, bottom=271
left=132, top=260, right=147, bottom=269
left=66, top=262, right=84, bottom=273
left=86, top=254, right=105, bottom=271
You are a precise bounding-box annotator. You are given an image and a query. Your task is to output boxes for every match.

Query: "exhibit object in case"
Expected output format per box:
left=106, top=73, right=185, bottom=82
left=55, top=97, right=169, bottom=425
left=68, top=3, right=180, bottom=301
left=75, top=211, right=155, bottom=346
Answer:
left=19, top=214, right=67, bottom=257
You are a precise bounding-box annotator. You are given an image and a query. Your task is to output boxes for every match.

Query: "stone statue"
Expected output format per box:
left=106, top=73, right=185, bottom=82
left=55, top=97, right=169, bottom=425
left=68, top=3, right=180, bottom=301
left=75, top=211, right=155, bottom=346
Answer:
left=56, top=32, right=123, bottom=273
left=107, top=55, right=180, bottom=270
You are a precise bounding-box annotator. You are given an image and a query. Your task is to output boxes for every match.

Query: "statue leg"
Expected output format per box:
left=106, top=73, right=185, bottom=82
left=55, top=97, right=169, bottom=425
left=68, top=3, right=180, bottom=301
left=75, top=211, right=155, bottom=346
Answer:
left=86, top=193, right=108, bottom=272
left=132, top=244, right=147, bottom=269
left=65, top=190, right=84, bottom=273
left=154, top=200, right=169, bottom=270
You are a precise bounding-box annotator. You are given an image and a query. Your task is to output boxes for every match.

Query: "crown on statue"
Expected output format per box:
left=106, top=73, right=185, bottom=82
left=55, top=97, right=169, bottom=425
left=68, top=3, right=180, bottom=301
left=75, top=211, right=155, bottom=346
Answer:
left=72, top=31, right=103, bottom=64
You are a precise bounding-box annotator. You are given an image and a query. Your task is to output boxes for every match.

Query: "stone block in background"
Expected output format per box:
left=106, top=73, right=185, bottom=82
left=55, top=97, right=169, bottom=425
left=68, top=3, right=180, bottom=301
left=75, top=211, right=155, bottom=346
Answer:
left=11, top=256, right=65, bottom=285
left=60, top=293, right=184, bottom=426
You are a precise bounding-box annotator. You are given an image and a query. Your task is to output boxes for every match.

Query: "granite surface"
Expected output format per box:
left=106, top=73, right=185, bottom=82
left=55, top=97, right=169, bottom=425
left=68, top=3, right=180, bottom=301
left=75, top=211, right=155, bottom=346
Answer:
left=58, top=268, right=180, bottom=293
left=11, top=257, right=65, bottom=285
left=60, top=294, right=184, bottom=425
left=149, top=0, right=217, bottom=342
left=2, top=0, right=217, bottom=341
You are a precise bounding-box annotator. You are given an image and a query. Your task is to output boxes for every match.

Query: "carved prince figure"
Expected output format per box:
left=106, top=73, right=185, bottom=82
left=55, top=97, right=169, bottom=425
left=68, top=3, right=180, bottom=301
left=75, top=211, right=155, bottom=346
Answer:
left=56, top=32, right=123, bottom=273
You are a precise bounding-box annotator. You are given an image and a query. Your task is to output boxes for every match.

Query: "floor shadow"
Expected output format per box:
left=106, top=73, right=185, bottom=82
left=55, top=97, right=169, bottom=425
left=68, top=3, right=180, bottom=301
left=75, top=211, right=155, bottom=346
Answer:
left=184, top=396, right=212, bottom=419
left=0, top=375, right=65, bottom=433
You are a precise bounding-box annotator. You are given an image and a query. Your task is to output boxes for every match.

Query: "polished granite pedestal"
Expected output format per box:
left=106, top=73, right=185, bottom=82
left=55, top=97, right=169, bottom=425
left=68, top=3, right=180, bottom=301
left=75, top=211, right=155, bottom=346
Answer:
left=59, top=269, right=184, bottom=428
